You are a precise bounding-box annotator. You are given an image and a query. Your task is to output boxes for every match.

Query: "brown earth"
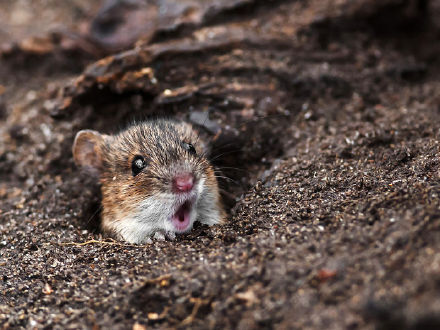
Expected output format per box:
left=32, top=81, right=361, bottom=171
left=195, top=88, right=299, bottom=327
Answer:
left=1, top=0, right=440, bottom=329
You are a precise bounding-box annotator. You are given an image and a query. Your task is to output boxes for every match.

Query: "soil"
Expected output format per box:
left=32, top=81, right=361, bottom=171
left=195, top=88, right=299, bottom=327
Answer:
left=1, top=0, right=440, bottom=329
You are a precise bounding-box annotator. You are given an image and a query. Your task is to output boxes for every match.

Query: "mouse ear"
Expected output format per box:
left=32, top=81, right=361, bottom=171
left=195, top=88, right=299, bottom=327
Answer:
left=72, top=130, right=107, bottom=176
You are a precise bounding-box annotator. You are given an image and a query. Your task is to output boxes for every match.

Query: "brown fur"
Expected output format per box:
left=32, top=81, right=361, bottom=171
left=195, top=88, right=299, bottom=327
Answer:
left=73, top=119, right=225, bottom=241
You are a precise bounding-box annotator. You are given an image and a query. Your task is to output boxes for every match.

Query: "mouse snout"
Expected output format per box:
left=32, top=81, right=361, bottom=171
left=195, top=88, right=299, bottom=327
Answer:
left=173, top=173, right=194, bottom=193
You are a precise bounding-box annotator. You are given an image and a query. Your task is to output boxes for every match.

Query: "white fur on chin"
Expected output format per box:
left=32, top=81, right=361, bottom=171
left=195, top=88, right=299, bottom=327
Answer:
left=111, top=178, right=221, bottom=244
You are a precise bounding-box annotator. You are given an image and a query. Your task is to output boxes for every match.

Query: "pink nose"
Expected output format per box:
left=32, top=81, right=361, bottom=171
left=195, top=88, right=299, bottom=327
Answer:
left=173, top=173, right=194, bottom=193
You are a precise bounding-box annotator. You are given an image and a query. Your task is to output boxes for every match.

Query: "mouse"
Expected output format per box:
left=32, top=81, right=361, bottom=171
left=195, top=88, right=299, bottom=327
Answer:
left=72, top=119, right=225, bottom=244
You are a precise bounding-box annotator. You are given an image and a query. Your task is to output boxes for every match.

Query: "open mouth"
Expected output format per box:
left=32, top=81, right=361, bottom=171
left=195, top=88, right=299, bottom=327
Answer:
left=171, top=201, right=192, bottom=232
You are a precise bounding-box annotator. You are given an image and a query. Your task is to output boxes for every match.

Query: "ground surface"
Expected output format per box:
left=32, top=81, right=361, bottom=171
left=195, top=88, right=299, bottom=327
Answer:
left=1, top=0, right=440, bottom=329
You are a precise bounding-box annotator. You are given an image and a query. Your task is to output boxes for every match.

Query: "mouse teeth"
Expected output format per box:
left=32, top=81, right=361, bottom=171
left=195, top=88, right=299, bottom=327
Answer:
left=171, top=201, right=191, bottom=232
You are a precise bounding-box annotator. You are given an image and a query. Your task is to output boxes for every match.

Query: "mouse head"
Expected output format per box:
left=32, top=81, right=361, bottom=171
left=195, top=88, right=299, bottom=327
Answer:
left=73, top=120, right=223, bottom=243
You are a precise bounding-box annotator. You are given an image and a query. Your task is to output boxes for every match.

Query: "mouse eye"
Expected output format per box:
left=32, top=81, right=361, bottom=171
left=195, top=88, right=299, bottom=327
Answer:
left=132, top=155, right=147, bottom=176
left=182, top=142, right=196, bottom=155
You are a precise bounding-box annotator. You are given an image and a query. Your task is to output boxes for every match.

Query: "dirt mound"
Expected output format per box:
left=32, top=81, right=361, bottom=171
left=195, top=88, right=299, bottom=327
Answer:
left=1, top=0, right=440, bottom=328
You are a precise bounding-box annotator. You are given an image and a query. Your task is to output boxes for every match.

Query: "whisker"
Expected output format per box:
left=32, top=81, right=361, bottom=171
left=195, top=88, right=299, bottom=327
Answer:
left=85, top=204, right=103, bottom=226
left=209, top=150, right=243, bottom=162
left=215, top=166, right=247, bottom=173
left=214, top=175, right=241, bottom=185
